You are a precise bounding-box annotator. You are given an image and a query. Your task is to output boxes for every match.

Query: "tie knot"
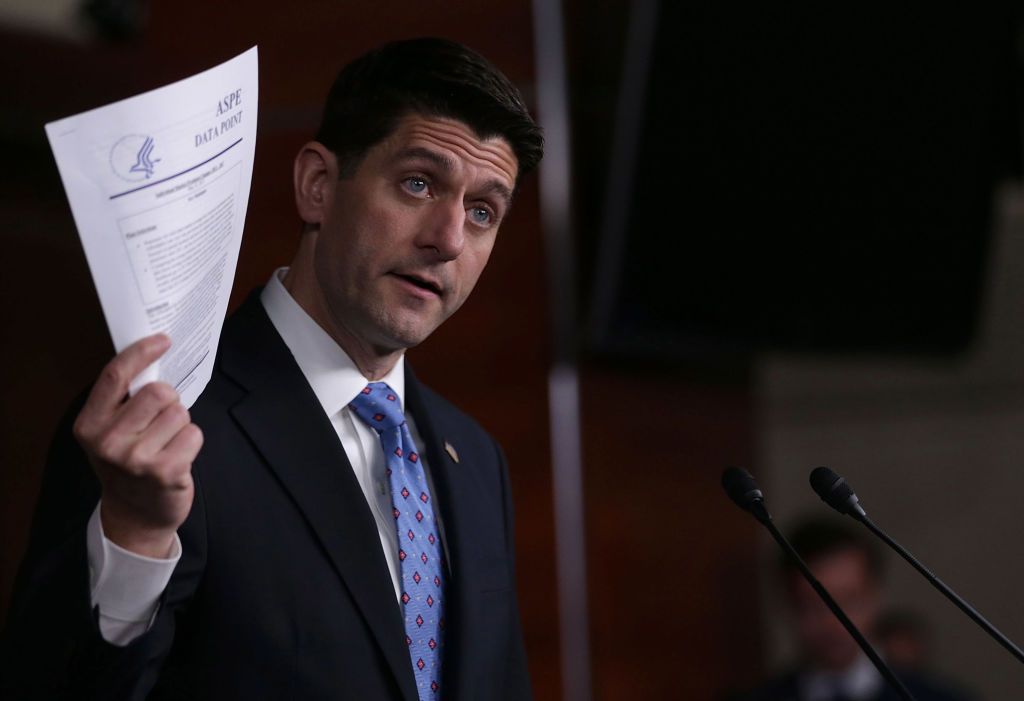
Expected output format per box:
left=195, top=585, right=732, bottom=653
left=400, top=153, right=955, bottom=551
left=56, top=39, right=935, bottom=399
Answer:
left=348, top=382, right=405, bottom=430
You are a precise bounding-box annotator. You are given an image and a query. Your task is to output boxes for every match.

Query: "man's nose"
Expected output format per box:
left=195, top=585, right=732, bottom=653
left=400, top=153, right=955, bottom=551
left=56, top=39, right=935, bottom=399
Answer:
left=418, top=200, right=465, bottom=260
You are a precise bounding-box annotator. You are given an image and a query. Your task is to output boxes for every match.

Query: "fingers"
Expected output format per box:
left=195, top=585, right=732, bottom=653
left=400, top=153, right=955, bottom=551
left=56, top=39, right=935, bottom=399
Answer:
left=122, top=420, right=201, bottom=492
left=115, top=381, right=180, bottom=436
left=80, top=334, right=171, bottom=423
left=132, top=401, right=193, bottom=461
left=160, top=424, right=204, bottom=474
left=78, top=381, right=179, bottom=463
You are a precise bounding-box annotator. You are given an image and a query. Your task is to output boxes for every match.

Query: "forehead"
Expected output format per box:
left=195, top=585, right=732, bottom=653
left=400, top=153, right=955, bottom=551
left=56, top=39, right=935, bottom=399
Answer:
left=375, top=114, right=519, bottom=189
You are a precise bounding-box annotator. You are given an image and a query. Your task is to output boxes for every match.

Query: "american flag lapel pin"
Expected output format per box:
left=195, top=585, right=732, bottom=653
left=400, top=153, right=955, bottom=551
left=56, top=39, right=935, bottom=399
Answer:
left=444, top=440, right=459, bottom=464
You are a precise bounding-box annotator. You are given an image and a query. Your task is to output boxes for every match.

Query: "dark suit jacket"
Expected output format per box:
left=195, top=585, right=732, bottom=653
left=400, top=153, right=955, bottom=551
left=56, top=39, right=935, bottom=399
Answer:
left=1, top=293, right=532, bottom=700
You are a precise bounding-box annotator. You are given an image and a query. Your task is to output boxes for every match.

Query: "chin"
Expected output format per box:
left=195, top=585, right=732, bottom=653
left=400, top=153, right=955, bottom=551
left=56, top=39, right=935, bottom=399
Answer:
left=375, top=324, right=434, bottom=351
left=379, top=314, right=445, bottom=349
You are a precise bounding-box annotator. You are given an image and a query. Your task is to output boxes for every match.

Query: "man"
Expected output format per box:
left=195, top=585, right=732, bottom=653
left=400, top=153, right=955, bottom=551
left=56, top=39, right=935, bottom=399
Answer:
left=738, top=518, right=973, bottom=701
left=1, top=37, right=543, bottom=700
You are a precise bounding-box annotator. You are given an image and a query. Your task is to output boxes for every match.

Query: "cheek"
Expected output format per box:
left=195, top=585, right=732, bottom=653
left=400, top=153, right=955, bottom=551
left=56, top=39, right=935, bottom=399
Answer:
left=320, top=218, right=390, bottom=281
left=457, top=242, right=495, bottom=291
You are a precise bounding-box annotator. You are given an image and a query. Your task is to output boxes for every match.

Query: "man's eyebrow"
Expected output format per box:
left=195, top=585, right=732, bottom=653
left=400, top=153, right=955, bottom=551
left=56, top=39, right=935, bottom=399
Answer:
left=395, top=147, right=514, bottom=209
left=479, top=181, right=514, bottom=210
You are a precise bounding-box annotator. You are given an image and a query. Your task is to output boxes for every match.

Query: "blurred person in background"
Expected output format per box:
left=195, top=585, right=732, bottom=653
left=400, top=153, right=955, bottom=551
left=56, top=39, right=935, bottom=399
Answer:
left=736, top=517, right=974, bottom=701
left=876, top=609, right=933, bottom=672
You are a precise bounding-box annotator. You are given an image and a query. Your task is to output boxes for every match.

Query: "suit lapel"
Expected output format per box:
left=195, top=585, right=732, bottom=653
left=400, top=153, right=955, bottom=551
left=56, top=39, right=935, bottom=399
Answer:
left=404, top=366, right=485, bottom=701
left=219, top=296, right=419, bottom=701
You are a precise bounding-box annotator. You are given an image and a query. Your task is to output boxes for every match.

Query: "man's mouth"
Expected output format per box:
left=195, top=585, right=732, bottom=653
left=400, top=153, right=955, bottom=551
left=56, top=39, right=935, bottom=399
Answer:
left=393, top=272, right=442, bottom=296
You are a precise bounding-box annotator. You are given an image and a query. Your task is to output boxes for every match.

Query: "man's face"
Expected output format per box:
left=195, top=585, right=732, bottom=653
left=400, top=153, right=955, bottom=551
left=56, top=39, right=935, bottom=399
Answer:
left=308, top=114, right=518, bottom=355
left=789, top=548, right=881, bottom=672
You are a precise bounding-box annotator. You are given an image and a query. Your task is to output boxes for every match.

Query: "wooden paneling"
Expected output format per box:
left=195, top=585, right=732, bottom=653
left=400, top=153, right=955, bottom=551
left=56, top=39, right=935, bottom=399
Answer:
left=580, top=368, right=761, bottom=698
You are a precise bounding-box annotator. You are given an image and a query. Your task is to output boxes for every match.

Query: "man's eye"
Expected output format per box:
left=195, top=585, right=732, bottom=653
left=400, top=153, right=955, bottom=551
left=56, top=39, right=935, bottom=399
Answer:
left=469, top=207, right=493, bottom=225
left=403, top=177, right=429, bottom=196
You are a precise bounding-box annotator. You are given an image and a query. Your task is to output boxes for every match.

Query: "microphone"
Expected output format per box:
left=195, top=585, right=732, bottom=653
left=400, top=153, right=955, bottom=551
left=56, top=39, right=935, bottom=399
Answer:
left=721, top=468, right=916, bottom=701
left=721, top=465, right=769, bottom=523
left=809, top=466, right=1024, bottom=666
left=808, top=466, right=866, bottom=518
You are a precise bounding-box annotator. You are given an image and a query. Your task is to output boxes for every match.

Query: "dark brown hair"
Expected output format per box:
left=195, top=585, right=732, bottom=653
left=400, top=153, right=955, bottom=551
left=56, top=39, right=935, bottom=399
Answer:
left=315, top=37, right=543, bottom=185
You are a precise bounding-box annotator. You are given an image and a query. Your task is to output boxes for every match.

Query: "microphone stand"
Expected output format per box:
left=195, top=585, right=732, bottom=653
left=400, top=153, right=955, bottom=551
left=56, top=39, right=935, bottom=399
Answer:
left=746, top=503, right=917, bottom=701
left=809, top=466, right=1024, bottom=667
left=854, top=512, right=1024, bottom=665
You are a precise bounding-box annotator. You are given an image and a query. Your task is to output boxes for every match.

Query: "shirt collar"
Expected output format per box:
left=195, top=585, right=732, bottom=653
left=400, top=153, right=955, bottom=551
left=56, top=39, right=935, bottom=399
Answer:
left=260, top=267, right=406, bottom=416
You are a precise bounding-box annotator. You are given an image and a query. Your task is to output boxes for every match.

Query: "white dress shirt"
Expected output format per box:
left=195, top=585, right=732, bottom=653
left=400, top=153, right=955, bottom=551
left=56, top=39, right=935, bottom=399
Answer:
left=87, top=268, right=433, bottom=645
left=798, top=654, right=883, bottom=701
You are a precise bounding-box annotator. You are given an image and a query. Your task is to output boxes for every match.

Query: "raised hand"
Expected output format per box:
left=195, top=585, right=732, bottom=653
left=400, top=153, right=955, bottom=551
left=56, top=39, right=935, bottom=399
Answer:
left=73, top=334, right=203, bottom=557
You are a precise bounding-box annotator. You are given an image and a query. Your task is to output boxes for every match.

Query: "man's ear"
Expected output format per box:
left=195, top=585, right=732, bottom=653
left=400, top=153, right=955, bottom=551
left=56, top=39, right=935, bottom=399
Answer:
left=293, top=142, right=338, bottom=226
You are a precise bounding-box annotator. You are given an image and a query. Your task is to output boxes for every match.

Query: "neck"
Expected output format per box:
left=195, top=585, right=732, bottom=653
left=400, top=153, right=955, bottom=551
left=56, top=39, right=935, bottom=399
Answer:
left=342, top=342, right=403, bottom=381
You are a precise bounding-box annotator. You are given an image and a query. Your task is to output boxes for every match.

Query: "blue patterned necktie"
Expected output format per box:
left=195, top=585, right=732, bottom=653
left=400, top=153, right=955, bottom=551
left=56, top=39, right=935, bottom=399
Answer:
left=349, top=382, right=445, bottom=699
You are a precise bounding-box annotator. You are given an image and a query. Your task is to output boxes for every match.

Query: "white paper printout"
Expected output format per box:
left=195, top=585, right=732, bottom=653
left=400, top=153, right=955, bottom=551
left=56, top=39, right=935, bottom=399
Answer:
left=45, top=47, right=258, bottom=407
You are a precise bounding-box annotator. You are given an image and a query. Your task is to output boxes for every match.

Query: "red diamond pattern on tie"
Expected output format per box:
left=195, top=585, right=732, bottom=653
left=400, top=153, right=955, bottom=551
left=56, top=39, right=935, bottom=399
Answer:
left=349, top=382, right=445, bottom=699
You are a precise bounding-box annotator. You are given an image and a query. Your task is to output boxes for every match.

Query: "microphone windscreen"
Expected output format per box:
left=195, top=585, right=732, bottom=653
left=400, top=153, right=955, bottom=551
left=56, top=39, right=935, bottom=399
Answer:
left=722, top=467, right=764, bottom=510
left=810, top=466, right=856, bottom=514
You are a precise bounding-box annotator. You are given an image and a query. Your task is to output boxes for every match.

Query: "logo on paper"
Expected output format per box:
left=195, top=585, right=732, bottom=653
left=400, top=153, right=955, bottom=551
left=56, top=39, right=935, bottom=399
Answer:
left=110, top=134, right=161, bottom=182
